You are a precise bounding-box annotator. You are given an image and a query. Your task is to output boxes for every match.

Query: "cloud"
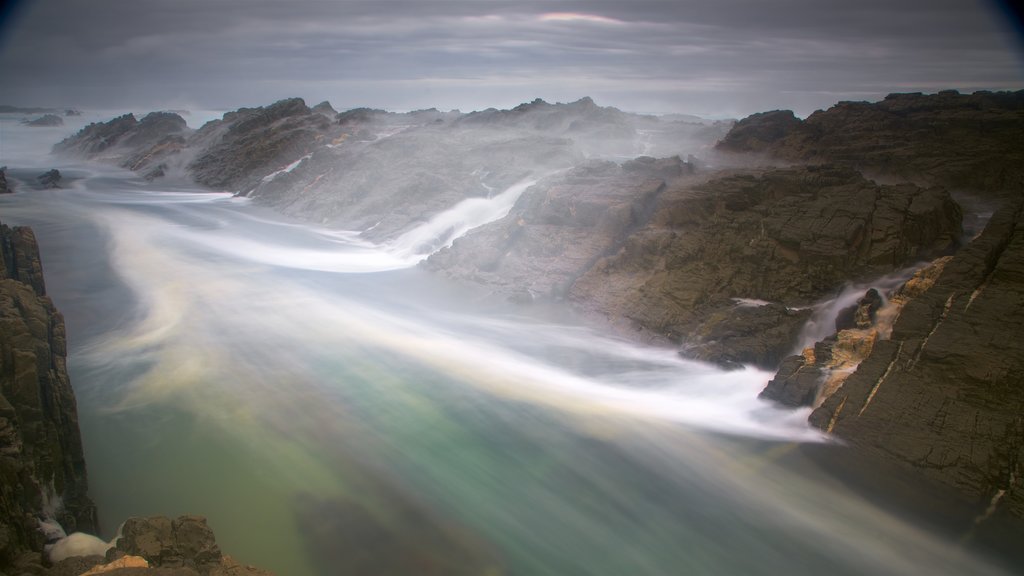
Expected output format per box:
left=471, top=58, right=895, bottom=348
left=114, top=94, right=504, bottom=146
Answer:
left=0, top=0, right=1020, bottom=117
left=538, top=12, right=626, bottom=25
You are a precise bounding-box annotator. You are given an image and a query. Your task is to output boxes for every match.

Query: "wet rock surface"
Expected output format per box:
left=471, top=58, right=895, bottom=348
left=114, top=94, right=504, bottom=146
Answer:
left=569, top=164, right=962, bottom=365
left=805, top=199, right=1024, bottom=517
left=0, top=222, right=97, bottom=573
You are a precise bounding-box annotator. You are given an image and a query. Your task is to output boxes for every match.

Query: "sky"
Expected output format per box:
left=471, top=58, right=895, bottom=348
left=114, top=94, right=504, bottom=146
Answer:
left=0, top=0, right=1022, bottom=118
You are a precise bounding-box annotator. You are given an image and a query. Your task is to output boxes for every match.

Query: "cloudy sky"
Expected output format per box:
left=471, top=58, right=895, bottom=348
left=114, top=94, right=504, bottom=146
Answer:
left=1, top=0, right=1021, bottom=118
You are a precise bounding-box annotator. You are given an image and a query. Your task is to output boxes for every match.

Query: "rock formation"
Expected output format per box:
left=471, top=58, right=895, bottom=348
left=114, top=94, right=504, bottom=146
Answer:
left=42, top=516, right=272, bottom=576
left=36, top=170, right=62, bottom=190
left=186, top=98, right=332, bottom=193
left=803, top=200, right=1024, bottom=516
left=716, top=89, right=1024, bottom=197
left=23, top=115, right=64, bottom=128
left=52, top=112, right=190, bottom=176
left=1, top=168, right=10, bottom=194
left=52, top=97, right=729, bottom=239
left=0, top=221, right=98, bottom=573
left=729, top=92, right=1024, bottom=518
left=569, top=164, right=962, bottom=366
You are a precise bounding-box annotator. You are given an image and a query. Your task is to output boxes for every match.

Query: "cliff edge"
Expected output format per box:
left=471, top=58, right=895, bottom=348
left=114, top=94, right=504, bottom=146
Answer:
left=0, top=221, right=97, bottom=571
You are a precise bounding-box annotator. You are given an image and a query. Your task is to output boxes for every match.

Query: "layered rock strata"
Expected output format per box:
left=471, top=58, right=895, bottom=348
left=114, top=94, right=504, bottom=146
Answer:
left=0, top=222, right=98, bottom=572
left=801, top=200, right=1024, bottom=516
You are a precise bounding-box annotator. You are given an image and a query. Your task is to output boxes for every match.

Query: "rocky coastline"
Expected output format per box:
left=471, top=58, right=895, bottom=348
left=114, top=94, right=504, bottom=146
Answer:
left=14, top=89, right=1024, bottom=569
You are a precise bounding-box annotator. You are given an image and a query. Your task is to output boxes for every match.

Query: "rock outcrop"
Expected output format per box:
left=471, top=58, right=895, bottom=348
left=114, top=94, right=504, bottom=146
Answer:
left=186, top=98, right=332, bottom=193
left=42, top=516, right=272, bottom=576
left=800, top=199, right=1024, bottom=517
left=0, top=222, right=98, bottom=572
left=36, top=170, right=62, bottom=190
left=716, top=89, right=1024, bottom=197
left=568, top=164, right=962, bottom=366
left=23, top=115, right=64, bottom=128
left=52, top=112, right=190, bottom=175
left=1, top=168, right=10, bottom=194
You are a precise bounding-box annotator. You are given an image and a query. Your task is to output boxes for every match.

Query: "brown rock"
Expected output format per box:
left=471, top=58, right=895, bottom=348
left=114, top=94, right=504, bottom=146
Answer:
left=717, top=90, right=1024, bottom=197
left=0, top=222, right=97, bottom=574
left=808, top=199, right=1024, bottom=516
left=570, top=164, right=961, bottom=366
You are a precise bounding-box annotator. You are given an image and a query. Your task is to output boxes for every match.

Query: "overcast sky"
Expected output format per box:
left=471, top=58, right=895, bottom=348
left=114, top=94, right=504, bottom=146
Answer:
left=1, top=0, right=1022, bottom=118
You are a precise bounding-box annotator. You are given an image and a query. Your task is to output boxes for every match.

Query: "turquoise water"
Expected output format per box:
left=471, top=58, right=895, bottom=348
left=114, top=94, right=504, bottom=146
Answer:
left=1, top=114, right=1018, bottom=575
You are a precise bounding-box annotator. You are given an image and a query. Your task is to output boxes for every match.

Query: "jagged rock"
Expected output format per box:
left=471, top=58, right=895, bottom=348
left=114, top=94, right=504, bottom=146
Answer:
left=36, top=169, right=62, bottom=189
left=569, top=164, right=962, bottom=365
left=762, top=258, right=951, bottom=408
left=806, top=199, right=1024, bottom=517
left=0, top=222, right=97, bottom=575
left=310, top=100, right=337, bottom=116
left=23, top=115, right=63, bottom=127
left=53, top=112, right=189, bottom=173
left=109, top=516, right=271, bottom=576
left=112, top=516, right=220, bottom=573
left=0, top=168, right=10, bottom=194
left=717, top=90, right=1024, bottom=196
left=187, top=98, right=331, bottom=192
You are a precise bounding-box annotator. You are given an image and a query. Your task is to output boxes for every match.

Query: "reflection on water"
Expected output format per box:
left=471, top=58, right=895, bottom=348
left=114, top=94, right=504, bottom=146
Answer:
left=0, top=117, right=1018, bottom=575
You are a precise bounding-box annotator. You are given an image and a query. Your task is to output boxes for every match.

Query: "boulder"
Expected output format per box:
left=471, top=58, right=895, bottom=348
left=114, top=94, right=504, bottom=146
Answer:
left=109, top=516, right=272, bottom=576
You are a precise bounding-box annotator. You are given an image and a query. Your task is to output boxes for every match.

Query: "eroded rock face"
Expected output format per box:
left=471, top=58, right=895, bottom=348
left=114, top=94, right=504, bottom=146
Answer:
left=717, top=90, right=1024, bottom=196
left=0, top=222, right=97, bottom=572
left=568, top=164, right=962, bottom=366
left=774, top=200, right=1024, bottom=516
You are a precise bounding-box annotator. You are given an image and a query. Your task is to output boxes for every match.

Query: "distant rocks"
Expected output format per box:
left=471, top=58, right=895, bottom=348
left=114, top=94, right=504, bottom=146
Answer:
left=311, top=100, right=337, bottom=116
left=36, top=169, right=62, bottom=189
left=187, top=98, right=332, bottom=192
left=23, top=114, right=64, bottom=127
left=53, top=111, right=190, bottom=175
left=0, top=168, right=9, bottom=194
